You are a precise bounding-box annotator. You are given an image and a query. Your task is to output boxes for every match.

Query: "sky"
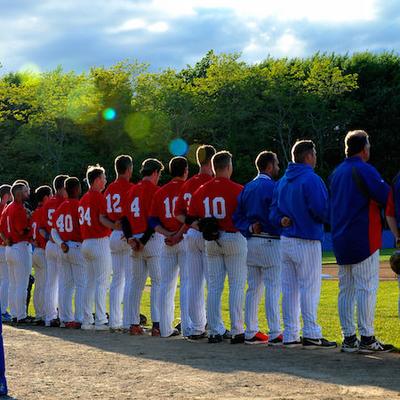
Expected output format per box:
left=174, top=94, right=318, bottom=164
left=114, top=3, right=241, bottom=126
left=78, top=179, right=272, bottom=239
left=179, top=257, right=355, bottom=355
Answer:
left=1, top=0, right=399, bottom=74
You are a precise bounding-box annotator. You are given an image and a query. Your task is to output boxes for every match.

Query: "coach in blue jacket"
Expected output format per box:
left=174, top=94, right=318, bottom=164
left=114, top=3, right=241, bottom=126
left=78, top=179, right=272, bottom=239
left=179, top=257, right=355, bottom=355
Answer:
left=270, top=140, right=336, bottom=349
left=329, top=130, right=394, bottom=353
left=233, top=151, right=282, bottom=345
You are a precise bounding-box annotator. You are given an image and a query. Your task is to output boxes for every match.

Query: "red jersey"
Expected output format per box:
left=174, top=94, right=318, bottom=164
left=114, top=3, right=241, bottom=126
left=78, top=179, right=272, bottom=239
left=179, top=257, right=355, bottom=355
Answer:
left=0, top=203, right=7, bottom=245
left=175, top=173, right=213, bottom=217
left=386, top=188, right=395, bottom=218
left=2, top=201, right=31, bottom=243
left=104, top=178, right=134, bottom=222
left=31, top=206, right=47, bottom=249
left=189, top=177, right=243, bottom=232
left=149, top=178, right=185, bottom=232
left=123, top=180, right=159, bottom=234
left=78, top=190, right=111, bottom=240
left=53, top=199, right=82, bottom=242
left=41, top=195, right=66, bottom=234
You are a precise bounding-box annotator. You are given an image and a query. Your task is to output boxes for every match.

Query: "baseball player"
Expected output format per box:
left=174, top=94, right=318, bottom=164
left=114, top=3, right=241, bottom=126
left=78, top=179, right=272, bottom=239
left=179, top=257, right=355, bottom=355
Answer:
left=0, top=185, right=11, bottom=323
left=122, top=158, right=164, bottom=336
left=233, top=151, right=282, bottom=345
left=31, top=185, right=53, bottom=325
left=330, top=130, right=394, bottom=353
left=40, top=174, right=69, bottom=327
left=270, top=140, right=336, bottom=349
left=104, top=155, right=135, bottom=331
left=52, top=177, right=88, bottom=328
left=149, top=157, right=190, bottom=338
left=1, top=183, right=33, bottom=324
left=174, top=144, right=216, bottom=339
left=386, top=171, right=400, bottom=317
left=79, top=164, right=117, bottom=331
left=188, top=151, right=247, bottom=344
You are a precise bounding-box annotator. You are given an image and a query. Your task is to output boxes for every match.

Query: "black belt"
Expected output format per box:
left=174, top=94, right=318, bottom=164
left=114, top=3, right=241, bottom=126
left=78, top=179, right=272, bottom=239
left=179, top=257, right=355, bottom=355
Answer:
left=252, top=233, right=280, bottom=240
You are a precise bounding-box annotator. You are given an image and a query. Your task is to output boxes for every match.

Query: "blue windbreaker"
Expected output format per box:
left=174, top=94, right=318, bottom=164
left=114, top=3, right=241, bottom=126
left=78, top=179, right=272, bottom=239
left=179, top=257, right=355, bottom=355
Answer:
left=269, top=162, right=328, bottom=241
left=233, top=173, right=280, bottom=238
left=329, top=156, right=389, bottom=265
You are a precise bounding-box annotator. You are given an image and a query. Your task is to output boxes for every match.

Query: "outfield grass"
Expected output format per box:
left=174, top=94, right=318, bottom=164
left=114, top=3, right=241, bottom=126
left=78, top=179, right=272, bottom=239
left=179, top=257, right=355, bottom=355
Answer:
left=28, top=278, right=400, bottom=348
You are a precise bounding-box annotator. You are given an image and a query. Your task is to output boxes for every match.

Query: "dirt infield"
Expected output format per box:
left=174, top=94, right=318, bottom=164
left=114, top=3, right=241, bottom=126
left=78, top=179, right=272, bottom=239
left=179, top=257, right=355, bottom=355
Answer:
left=4, top=325, right=400, bottom=400
left=322, top=261, right=398, bottom=281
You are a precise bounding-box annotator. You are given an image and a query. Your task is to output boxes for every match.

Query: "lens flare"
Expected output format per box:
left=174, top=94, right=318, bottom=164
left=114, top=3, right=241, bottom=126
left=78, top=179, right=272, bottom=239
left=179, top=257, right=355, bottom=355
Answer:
left=169, top=138, right=189, bottom=156
left=103, top=108, right=117, bottom=121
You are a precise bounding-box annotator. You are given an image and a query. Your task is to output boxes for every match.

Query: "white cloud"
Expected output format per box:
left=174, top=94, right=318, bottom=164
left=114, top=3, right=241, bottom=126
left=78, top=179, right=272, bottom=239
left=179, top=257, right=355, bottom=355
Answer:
left=147, top=22, right=169, bottom=33
left=109, top=18, right=147, bottom=33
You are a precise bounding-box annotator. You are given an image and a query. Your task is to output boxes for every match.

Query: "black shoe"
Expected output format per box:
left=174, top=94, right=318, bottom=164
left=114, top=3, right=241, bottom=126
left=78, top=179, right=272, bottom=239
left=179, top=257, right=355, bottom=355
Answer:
left=231, top=333, right=245, bottom=344
left=188, top=332, right=207, bottom=341
left=167, top=328, right=180, bottom=338
left=10, top=317, right=17, bottom=326
left=175, top=322, right=181, bottom=334
left=16, top=317, right=34, bottom=325
left=302, top=337, right=337, bottom=349
left=33, top=319, right=45, bottom=326
left=283, top=338, right=303, bottom=348
left=341, top=335, right=360, bottom=353
left=50, top=318, right=61, bottom=327
left=140, top=313, right=148, bottom=326
left=359, top=336, right=395, bottom=354
left=208, top=334, right=223, bottom=343
left=268, top=334, right=283, bottom=346
left=222, top=330, right=232, bottom=340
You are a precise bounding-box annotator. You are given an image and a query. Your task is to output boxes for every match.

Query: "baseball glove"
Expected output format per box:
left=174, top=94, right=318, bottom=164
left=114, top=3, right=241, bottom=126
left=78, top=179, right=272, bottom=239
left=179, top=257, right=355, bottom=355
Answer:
left=390, top=250, right=400, bottom=275
left=198, top=217, right=220, bottom=241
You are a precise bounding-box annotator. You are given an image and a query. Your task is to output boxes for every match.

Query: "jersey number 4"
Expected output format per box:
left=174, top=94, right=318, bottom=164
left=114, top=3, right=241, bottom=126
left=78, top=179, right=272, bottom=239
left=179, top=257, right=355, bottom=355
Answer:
left=203, top=197, right=226, bottom=219
left=56, top=214, right=74, bottom=233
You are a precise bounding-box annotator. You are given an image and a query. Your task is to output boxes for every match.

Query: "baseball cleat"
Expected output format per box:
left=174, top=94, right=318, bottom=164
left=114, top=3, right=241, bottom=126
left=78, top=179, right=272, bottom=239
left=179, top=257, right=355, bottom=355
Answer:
left=358, top=337, right=395, bottom=354
left=341, top=335, right=360, bottom=353
left=49, top=318, right=61, bottom=328
left=245, top=332, right=269, bottom=345
left=208, top=334, right=223, bottom=343
left=174, top=322, right=182, bottom=334
left=64, top=321, right=81, bottom=329
left=81, top=323, right=95, bottom=330
left=151, top=327, right=161, bottom=337
left=187, top=332, right=208, bottom=341
left=110, top=326, right=124, bottom=333
left=302, top=337, right=337, bottom=349
left=1, top=312, right=12, bottom=323
left=140, top=313, right=148, bottom=326
left=283, top=338, right=303, bottom=348
left=95, top=323, right=110, bottom=331
left=231, top=333, right=245, bottom=344
left=268, top=334, right=284, bottom=346
left=16, top=316, right=35, bottom=325
left=222, top=330, right=232, bottom=340
left=167, top=328, right=180, bottom=338
left=129, top=325, right=145, bottom=336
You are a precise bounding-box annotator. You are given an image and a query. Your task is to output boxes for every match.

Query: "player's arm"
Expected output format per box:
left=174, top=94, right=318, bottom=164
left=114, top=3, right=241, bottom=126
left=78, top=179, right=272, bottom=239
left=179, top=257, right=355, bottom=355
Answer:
left=304, top=176, right=329, bottom=224
left=269, top=183, right=290, bottom=228
left=99, top=214, right=120, bottom=230
left=358, top=164, right=390, bottom=207
left=386, top=189, right=400, bottom=246
left=232, top=189, right=257, bottom=237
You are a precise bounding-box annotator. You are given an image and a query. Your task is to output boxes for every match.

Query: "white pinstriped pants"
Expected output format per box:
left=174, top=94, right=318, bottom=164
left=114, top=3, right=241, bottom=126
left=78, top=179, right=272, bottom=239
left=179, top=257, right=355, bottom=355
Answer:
left=205, top=232, right=247, bottom=336
left=81, top=237, right=112, bottom=326
left=159, top=240, right=191, bottom=337
left=338, top=251, right=379, bottom=337
left=5, top=242, right=32, bottom=321
left=185, top=229, right=207, bottom=336
left=124, top=233, right=162, bottom=327
left=245, top=237, right=282, bottom=340
left=0, top=246, right=9, bottom=312
left=59, top=242, right=88, bottom=323
left=281, top=236, right=322, bottom=342
left=32, top=248, right=46, bottom=320
left=109, top=230, right=132, bottom=328
left=44, top=241, right=62, bottom=323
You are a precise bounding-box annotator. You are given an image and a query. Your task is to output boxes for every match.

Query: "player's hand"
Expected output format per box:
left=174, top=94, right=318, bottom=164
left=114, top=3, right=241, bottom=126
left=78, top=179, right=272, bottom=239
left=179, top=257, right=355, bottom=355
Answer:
left=114, top=220, right=122, bottom=230
left=61, top=242, right=69, bottom=253
left=251, top=222, right=262, bottom=234
left=281, top=216, right=292, bottom=227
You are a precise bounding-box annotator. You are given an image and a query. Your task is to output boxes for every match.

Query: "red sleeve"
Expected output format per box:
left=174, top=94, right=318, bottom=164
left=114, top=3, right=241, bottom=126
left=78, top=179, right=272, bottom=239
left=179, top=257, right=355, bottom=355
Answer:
left=386, top=188, right=395, bottom=217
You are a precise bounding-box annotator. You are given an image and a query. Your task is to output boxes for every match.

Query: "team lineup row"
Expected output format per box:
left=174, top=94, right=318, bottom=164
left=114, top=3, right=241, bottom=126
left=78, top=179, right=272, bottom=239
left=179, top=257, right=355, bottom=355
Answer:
left=0, top=129, right=398, bottom=353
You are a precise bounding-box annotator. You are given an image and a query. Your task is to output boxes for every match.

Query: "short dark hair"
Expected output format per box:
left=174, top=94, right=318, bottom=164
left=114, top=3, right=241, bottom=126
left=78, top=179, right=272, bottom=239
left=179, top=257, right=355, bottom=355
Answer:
left=13, top=179, right=29, bottom=188
left=86, top=164, right=105, bottom=185
left=114, top=154, right=133, bottom=175
left=140, top=158, right=164, bottom=177
left=255, top=151, right=277, bottom=172
left=11, top=183, right=26, bottom=197
left=291, top=140, right=315, bottom=163
left=345, top=130, right=369, bottom=157
left=0, top=185, right=11, bottom=200
left=53, top=175, right=69, bottom=192
left=212, top=151, right=232, bottom=172
left=65, top=177, right=81, bottom=198
left=196, top=145, right=216, bottom=166
left=169, top=157, right=188, bottom=178
left=35, top=185, right=53, bottom=203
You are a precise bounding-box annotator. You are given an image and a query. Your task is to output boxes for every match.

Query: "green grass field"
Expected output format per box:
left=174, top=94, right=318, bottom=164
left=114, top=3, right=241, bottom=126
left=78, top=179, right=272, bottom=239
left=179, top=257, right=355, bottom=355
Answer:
left=28, top=277, right=400, bottom=348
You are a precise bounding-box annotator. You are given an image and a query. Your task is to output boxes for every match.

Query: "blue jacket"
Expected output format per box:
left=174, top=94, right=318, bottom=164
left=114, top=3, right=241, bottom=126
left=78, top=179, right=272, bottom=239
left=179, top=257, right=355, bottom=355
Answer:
left=270, top=163, right=328, bottom=241
left=393, top=174, right=400, bottom=229
left=233, top=173, right=280, bottom=238
left=329, top=156, right=389, bottom=265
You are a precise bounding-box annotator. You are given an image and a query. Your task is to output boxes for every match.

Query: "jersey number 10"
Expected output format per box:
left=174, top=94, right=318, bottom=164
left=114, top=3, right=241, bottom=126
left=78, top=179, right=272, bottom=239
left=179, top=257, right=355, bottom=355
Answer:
left=203, top=197, right=226, bottom=219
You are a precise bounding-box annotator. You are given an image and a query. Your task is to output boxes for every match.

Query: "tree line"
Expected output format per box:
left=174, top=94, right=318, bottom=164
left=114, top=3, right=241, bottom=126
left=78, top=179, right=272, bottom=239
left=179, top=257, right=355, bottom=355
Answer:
left=0, top=51, right=399, bottom=189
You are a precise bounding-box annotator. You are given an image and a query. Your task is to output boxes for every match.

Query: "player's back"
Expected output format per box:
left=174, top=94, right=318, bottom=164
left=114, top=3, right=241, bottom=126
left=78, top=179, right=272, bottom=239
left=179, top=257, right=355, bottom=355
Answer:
left=104, top=178, right=134, bottom=223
